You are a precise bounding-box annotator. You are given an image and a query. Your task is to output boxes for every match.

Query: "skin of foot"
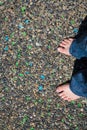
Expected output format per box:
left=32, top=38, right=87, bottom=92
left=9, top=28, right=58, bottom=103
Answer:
left=58, top=38, right=74, bottom=56
left=57, top=38, right=80, bottom=101
left=56, top=83, right=80, bottom=101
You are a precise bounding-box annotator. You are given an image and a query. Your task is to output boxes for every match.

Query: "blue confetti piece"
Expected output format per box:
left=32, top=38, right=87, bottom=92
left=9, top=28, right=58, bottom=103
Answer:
left=18, top=24, right=24, bottom=29
left=40, top=75, right=45, bottom=80
left=73, top=28, right=78, bottom=34
left=29, top=62, right=33, bottom=67
left=24, top=19, right=30, bottom=24
left=5, top=36, right=9, bottom=41
left=4, top=46, right=9, bottom=51
left=38, top=85, right=43, bottom=91
left=25, top=71, right=30, bottom=74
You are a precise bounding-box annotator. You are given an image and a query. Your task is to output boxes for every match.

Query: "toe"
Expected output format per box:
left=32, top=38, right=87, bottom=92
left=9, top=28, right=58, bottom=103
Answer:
left=59, top=43, right=66, bottom=48
left=63, top=39, right=70, bottom=43
left=62, top=40, right=68, bottom=45
left=56, top=87, right=64, bottom=93
left=58, top=92, right=65, bottom=97
left=64, top=97, right=71, bottom=101
left=57, top=47, right=63, bottom=52
left=68, top=38, right=74, bottom=41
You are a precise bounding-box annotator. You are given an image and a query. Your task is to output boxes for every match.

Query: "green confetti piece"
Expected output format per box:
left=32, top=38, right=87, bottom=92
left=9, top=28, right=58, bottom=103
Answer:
left=30, top=127, right=34, bottom=130
left=2, top=97, right=5, bottom=101
left=70, top=123, right=72, bottom=126
left=47, top=105, right=50, bottom=108
left=78, top=113, right=83, bottom=117
left=19, top=73, right=24, bottom=77
left=47, top=112, right=51, bottom=116
left=21, top=6, right=26, bottom=13
left=38, top=98, right=43, bottom=103
left=57, top=104, right=60, bottom=108
left=77, top=103, right=82, bottom=108
left=47, top=99, right=52, bottom=102
left=4, top=87, right=9, bottom=92
left=16, top=62, right=19, bottom=66
left=33, top=100, right=38, bottom=105
left=27, top=45, right=32, bottom=49
left=12, top=42, right=16, bottom=46
left=70, top=20, right=75, bottom=25
left=75, top=127, right=79, bottom=130
left=68, top=114, right=73, bottom=119
left=21, top=32, right=27, bottom=36
left=10, top=32, right=15, bottom=38
left=61, top=119, right=65, bottom=123
left=5, top=17, right=8, bottom=21
left=17, top=53, right=21, bottom=58
left=0, top=1, right=4, bottom=5
left=25, top=62, right=29, bottom=66
left=70, top=100, right=75, bottom=104
left=47, top=45, right=51, bottom=49
left=25, top=96, right=31, bottom=101
left=61, top=15, right=64, bottom=19
left=21, top=115, right=28, bottom=125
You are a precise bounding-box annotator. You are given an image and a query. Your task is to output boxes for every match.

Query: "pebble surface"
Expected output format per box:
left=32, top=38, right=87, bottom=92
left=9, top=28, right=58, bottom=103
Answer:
left=0, top=0, right=87, bottom=130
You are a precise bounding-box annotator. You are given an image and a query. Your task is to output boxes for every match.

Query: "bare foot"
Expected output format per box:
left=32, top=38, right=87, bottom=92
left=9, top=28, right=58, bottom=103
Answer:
left=58, top=38, right=74, bottom=56
left=56, top=83, right=80, bottom=101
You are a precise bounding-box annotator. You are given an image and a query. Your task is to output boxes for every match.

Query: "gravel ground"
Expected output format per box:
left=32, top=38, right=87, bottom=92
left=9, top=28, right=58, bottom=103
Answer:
left=0, top=0, right=87, bottom=130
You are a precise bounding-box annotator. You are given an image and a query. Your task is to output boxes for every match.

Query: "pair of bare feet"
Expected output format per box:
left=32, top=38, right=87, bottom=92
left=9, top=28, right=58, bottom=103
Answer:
left=56, top=38, right=80, bottom=102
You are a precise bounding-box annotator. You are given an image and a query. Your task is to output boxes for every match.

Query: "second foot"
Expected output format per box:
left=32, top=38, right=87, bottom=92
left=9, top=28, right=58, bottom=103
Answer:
left=56, top=83, right=80, bottom=102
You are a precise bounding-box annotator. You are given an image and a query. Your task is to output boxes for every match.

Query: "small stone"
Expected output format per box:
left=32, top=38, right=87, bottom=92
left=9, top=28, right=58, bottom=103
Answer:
left=36, top=42, right=42, bottom=46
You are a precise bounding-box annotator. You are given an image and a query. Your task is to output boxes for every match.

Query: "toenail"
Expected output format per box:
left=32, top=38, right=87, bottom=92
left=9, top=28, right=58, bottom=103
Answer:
left=58, top=48, right=60, bottom=51
left=56, top=89, right=59, bottom=93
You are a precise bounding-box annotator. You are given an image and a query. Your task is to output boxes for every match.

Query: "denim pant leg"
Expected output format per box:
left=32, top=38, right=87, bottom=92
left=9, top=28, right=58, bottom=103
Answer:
left=69, top=33, right=87, bottom=59
left=70, top=69, right=87, bottom=97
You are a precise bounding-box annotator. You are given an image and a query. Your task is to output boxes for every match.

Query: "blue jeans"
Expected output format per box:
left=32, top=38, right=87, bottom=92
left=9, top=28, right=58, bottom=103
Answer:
left=69, top=33, right=87, bottom=97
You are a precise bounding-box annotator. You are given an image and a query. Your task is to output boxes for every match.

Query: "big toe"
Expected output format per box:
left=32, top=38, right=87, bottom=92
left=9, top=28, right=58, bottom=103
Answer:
left=56, top=86, right=64, bottom=93
left=58, top=47, right=64, bottom=53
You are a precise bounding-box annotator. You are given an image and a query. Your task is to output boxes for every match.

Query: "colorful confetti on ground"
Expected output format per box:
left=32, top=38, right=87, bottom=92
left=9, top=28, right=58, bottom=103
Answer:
left=0, top=0, right=87, bottom=130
